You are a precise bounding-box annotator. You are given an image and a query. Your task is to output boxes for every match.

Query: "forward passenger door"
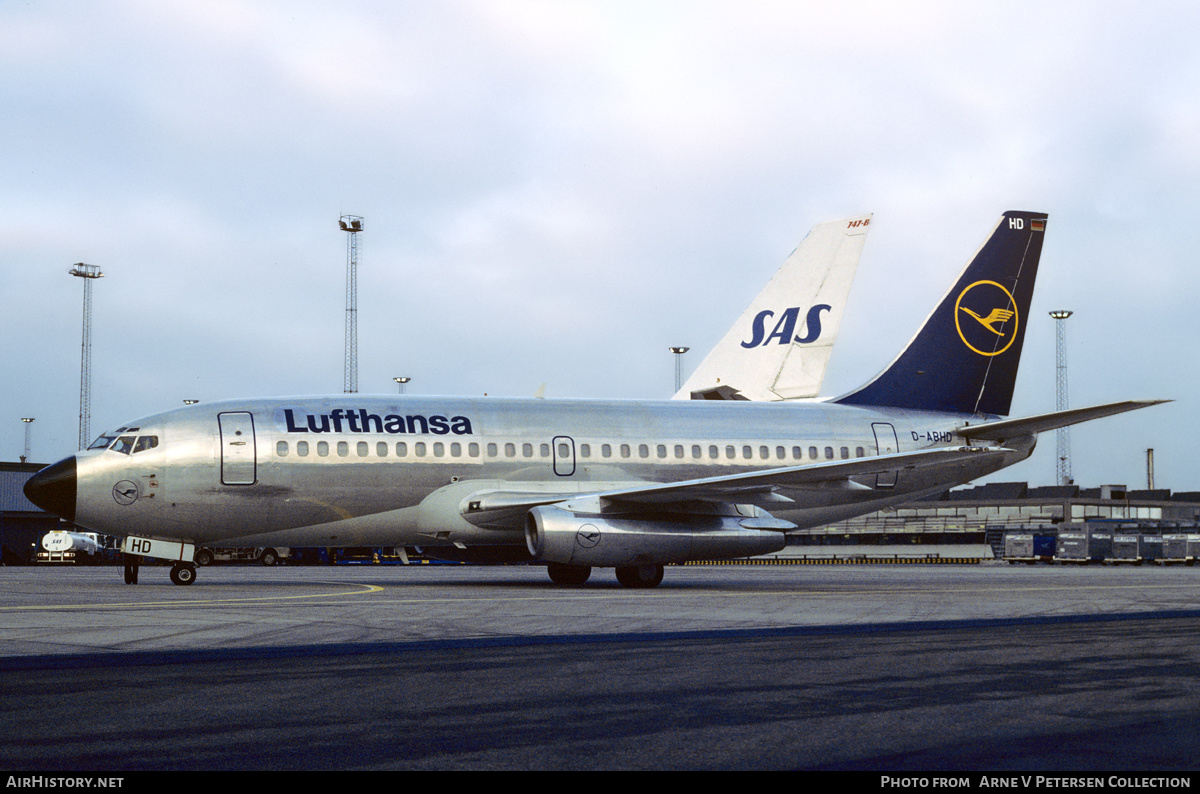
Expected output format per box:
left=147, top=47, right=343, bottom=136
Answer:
left=218, top=412, right=257, bottom=485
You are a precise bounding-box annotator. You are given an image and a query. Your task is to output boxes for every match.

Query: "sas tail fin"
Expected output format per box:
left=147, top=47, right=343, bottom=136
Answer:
left=676, top=214, right=872, bottom=401
left=834, top=210, right=1048, bottom=417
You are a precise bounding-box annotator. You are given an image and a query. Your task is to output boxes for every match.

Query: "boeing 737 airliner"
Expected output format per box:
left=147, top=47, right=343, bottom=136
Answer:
left=24, top=211, right=1165, bottom=587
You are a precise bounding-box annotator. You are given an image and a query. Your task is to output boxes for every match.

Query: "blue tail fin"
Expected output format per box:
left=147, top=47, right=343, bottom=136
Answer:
left=834, top=210, right=1047, bottom=416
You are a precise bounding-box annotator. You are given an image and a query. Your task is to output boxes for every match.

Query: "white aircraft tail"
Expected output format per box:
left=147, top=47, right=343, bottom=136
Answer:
left=675, top=214, right=871, bottom=401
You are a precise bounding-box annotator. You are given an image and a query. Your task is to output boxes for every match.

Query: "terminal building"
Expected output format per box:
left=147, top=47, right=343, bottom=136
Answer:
left=787, top=482, right=1200, bottom=562
left=0, top=462, right=60, bottom=564
left=800, top=482, right=1200, bottom=540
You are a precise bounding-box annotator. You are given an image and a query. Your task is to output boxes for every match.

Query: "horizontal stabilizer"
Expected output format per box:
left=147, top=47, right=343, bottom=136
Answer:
left=956, top=400, right=1170, bottom=442
left=688, top=385, right=750, bottom=401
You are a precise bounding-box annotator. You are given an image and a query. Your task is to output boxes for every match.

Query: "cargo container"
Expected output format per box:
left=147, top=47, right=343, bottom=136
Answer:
left=1054, top=526, right=1111, bottom=564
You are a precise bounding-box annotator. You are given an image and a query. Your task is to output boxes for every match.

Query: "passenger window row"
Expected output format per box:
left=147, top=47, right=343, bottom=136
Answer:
left=277, top=440, right=481, bottom=459
left=563, top=443, right=868, bottom=462
left=275, top=438, right=869, bottom=462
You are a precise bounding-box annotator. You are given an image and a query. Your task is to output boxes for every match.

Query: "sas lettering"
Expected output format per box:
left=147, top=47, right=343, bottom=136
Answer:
left=741, top=304, right=831, bottom=348
left=284, top=409, right=473, bottom=436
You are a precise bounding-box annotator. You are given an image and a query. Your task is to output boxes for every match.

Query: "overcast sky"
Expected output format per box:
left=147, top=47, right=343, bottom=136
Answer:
left=3, top=0, right=1195, bottom=491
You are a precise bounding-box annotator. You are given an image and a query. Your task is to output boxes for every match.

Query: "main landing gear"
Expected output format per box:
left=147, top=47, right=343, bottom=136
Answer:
left=615, top=564, right=665, bottom=589
left=544, top=562, right=665, bottom=588
left=546, top=562, right=592, bottom=586
left=121, top=554, right=197, bottom=586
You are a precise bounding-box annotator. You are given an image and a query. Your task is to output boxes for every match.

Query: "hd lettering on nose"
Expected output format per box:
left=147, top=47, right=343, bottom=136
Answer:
left=741, top=305, right=831, bottom=348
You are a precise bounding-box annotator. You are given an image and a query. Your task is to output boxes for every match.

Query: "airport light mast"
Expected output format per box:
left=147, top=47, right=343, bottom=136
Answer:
left=1050, top=310, right=1073, bottom=486
left=340, top=215, right=363, bottom=393
left=70, top=263, right=103, bottom=450
left=20, top=418, right=34, bottom=463
left=669, top=347, right=689, bottom=393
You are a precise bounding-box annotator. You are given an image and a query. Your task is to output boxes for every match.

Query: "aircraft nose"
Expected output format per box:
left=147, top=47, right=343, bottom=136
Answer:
left=24, top=456, right=77, bottom=523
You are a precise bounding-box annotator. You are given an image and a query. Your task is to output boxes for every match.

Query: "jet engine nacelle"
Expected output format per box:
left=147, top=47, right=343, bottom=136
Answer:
left=525, top=505, right=787, bottom=567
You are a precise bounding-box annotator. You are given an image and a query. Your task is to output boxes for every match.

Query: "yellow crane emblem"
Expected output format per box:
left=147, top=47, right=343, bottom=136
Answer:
left=958, top=306, right=1015, bottom=335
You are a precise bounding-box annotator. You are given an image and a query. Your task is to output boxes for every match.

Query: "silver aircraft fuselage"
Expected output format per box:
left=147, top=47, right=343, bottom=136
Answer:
left=69, top=394, right=1031, bottom=550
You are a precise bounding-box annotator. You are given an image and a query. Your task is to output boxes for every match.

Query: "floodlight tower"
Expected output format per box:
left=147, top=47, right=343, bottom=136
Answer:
left=70, top=263, right=104, bottom=449
left=20, top=418, right=34, bottom=463
left=669, top=347, right=689, bottom=393
left=1050, top=310, right=1074, bottom=486
left=339, top=215, right=363, bottom=393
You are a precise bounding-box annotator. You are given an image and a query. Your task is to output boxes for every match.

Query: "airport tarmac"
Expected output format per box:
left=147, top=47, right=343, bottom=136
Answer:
left=4, top=562, right=1200, bottom=771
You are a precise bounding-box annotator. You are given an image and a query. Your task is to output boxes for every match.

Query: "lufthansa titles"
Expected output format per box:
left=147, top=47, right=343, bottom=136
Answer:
left=282, top=408, right=474, bottom=436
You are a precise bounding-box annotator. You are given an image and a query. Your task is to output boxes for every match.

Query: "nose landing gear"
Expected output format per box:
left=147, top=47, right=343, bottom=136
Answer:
left=121, top=554, right=197, bottom=586
left=122, top=553, right=139, bottom=585
left=119, top=537, right=199, bottom=586
left=169, top=563, right=197, bottom=586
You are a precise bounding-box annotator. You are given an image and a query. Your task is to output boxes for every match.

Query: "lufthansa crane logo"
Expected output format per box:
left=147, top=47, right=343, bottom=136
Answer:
left=112, top=480, right=139, bottom=506
left=954, top=280, right=1018, bottom=357
left=576, top=524, right=601, bottom=549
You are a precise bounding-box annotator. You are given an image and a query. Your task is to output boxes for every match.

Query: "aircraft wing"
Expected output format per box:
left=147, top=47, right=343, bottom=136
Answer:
left=588, top=446, right=1009, bottom=505
left=462, top=445, right=1009, bottom=527
left=956, top=400, right=1170, bottom=442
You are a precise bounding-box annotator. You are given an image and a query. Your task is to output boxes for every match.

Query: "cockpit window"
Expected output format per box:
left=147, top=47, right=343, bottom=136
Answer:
left=88, top=434, right=118, bottom=450
left=90, top=433, right=159, bottom=453
left=111, top=436, right=136, bottom=455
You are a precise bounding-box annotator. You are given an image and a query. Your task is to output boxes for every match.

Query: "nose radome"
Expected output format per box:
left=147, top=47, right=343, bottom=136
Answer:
left=24, top=456, right=77, bottom=523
